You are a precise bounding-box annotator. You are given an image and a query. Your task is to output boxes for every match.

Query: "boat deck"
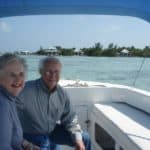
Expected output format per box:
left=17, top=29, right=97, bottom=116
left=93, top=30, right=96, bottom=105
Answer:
left=92, top=102, right=150, bottom=150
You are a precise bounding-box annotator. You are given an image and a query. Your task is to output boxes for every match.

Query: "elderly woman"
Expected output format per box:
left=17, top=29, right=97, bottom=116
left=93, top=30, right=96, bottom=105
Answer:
left=0, top=53, right=39, bottom=150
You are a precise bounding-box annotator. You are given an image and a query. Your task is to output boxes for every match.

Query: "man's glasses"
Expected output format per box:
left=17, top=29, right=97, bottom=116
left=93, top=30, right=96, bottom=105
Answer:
left=43, top=70, right=60, bottom=76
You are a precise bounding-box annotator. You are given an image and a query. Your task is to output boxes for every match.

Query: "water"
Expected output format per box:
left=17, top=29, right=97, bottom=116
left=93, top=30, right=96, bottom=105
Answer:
left=23, top=55, right=150, bottom=92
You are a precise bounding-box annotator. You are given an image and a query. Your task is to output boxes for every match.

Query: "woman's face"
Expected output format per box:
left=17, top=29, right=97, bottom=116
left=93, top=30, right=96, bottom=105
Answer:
left=0, top=60, right=26, bottom=96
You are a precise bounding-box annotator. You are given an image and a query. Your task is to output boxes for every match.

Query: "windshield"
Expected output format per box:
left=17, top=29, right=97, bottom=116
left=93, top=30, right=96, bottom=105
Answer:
left=0, top=15, right=150, bottom=91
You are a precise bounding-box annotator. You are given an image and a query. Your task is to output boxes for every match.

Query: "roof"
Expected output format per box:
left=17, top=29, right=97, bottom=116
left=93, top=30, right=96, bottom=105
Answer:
left=0, top=0, right=150, bottom=22
left=121, top=49, right=129, bottom=54
left=49, top=46, right=56, bottom=50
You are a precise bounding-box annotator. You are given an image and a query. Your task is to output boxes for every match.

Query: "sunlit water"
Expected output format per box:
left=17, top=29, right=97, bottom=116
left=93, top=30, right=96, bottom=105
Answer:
left=23, top=55, right=150, bottom=92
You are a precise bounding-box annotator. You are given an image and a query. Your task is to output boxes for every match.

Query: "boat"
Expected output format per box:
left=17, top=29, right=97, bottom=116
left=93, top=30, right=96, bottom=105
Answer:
left=0, top=1, right=150, bottom=150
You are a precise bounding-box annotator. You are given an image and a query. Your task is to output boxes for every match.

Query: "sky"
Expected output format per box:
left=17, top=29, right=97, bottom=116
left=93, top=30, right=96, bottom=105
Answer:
left=0, top=15, right=150, bottom=52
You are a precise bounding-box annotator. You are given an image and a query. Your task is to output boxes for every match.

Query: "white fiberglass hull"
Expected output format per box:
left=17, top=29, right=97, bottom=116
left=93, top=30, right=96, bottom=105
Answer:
left=59, top=80, right=150, bottom=150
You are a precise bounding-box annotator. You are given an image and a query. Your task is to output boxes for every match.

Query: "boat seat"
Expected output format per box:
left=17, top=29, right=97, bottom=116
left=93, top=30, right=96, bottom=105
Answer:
left=92, top=102, right=150, bottom=150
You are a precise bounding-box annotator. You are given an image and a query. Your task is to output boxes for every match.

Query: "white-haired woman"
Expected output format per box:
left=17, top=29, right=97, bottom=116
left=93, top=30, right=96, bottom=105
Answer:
left=0, top=53, right=39, bottom=150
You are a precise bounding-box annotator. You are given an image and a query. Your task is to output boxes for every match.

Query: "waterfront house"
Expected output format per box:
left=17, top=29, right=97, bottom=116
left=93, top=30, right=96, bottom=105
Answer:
left=120, top=49, right=130, bottom=56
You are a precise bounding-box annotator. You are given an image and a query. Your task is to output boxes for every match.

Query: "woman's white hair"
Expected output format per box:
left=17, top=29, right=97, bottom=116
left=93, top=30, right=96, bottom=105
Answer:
left=0, top=53, right=27, bottom=76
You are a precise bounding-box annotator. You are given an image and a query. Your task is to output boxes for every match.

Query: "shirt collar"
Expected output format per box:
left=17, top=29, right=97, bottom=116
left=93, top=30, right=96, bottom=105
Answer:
left=0, top=85, right=16, bottom=101
left=38, top=78, right=57, bottom=93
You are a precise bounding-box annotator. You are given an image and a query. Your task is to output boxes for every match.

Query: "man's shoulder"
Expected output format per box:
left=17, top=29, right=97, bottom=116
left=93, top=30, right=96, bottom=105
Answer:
left=57, top=84, right=65, bottom=92
left=57, top=84, right=68, bottom=98
left=19, top=79, right=40, bottom=96
left=25, top=79, right=37, bottom=86
left=25, top=79, right=39, bottom=88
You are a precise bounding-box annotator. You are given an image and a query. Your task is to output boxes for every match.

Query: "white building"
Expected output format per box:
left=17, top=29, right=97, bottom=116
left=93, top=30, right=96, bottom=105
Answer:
left=120, top=49, right=129, bottom=56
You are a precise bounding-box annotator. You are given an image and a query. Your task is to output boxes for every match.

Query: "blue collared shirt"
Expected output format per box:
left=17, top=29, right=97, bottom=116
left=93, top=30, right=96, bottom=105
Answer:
left=0, top=85, right=23, bottom=149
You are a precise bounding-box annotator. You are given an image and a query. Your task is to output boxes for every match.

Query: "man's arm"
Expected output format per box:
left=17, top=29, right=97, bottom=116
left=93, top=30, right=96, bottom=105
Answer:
left=61, top=94, right=85, bottom=150
left=75, top=140, right=85, bottom=150
left=60, top=89, right=82, bottom=142
left=22, top=140, right=40, bottom=150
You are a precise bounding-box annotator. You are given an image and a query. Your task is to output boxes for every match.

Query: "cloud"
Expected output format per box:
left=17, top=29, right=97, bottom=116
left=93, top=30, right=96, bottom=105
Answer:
left=101, top=24, right=121, bottom=33
left=0, top=21, right=11, bottom=32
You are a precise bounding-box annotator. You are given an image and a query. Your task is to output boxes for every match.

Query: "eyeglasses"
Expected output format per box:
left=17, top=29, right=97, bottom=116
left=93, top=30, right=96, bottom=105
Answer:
left=43, top=70, right=60, bottom=76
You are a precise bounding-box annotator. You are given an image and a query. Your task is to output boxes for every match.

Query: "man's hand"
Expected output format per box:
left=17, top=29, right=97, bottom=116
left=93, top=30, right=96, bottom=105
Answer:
left=75, top=140, right=85, bottom=150
left=22, top=140, right=40, bottom=150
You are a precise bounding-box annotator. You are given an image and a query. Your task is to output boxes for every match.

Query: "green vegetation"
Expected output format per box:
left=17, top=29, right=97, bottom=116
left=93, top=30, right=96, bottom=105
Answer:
left=19, top=42, right=150, bottom=57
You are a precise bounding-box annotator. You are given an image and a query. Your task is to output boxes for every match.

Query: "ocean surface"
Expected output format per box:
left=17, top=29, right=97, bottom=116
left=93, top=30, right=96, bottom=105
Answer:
left=23, top=55, right=150, bottom=92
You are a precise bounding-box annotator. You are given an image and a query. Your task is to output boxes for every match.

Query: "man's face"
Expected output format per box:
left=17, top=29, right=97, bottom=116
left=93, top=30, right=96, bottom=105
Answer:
left=0, top=61, right=25, bottom=96
left=41, top=61, right=61, bottom=91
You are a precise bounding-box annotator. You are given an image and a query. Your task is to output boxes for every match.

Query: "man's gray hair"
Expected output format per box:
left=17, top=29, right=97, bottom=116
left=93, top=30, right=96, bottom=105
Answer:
left=0, top=53, right=27, bottom=75
left=39, top=56, right=62, bottom=71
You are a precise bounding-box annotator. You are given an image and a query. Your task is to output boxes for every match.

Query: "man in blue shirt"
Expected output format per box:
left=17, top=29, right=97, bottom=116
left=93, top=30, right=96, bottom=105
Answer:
left=17, top=56, right=92, bottom=150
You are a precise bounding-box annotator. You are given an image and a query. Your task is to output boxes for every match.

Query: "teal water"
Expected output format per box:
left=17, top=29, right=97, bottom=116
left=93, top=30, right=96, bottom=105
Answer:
left=23, top=55, right=150, bottom=92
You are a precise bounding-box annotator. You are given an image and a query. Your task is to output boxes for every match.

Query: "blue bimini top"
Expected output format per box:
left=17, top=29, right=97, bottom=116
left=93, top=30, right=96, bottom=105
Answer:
left=0, top=0, right=149, bottom=22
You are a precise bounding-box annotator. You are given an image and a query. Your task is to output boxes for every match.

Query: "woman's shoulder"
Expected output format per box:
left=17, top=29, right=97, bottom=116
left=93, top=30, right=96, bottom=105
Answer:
left=0, top=94, right=10, bottom=113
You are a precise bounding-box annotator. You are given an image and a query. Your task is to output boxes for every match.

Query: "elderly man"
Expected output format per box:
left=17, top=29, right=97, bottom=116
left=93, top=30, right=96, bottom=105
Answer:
left=17, top=56, right=92, bottom=150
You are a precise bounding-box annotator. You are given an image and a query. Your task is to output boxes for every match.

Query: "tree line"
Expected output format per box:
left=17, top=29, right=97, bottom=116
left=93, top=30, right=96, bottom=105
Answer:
left=34, top=42, right=150, bottom=57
